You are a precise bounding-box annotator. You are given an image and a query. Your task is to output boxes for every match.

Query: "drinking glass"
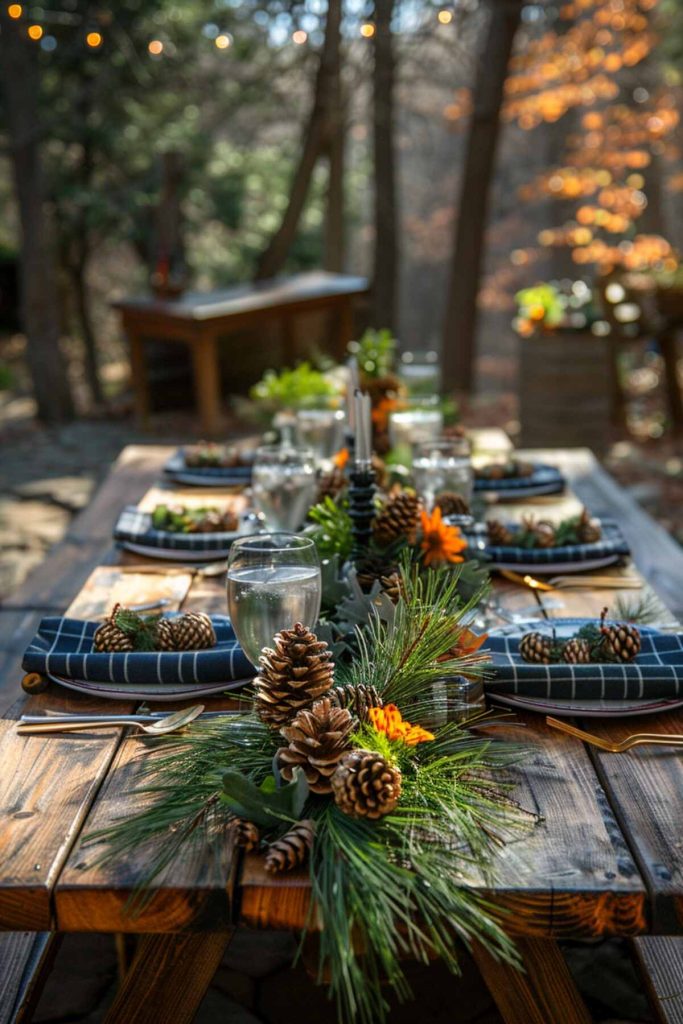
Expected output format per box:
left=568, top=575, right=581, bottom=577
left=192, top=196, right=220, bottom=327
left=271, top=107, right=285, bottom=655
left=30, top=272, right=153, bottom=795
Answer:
left=388, top=407, right=444, bottom=450
left=412, top=437, right=474, bottom=510
left=251, top=445, right=317, bottom=531
left=295, top=408, right=345, bottom=461
left=227, top=533, right=322, bottom=667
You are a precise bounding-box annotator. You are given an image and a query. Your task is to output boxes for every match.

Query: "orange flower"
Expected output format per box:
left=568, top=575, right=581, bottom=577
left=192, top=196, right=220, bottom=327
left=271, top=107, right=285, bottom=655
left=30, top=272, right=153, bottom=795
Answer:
left=372, top=396, right=403, bottom=431
left=437, top=626, right=488, bottom=662
left=368, top=703, right=435, bottom=747
left=333, top=447, right=350, bottom=469
left=419, top=506, right=468, bottom=567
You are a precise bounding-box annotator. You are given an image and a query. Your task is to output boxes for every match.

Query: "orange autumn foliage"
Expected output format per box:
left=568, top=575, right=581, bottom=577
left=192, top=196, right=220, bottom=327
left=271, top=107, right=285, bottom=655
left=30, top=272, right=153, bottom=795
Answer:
left=368, top=704, right=435, bottom=747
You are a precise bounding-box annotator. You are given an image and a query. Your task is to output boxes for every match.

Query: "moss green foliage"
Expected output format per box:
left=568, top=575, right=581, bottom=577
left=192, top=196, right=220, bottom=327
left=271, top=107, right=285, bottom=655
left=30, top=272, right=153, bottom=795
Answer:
left=249, top=362, right=339, bottom=409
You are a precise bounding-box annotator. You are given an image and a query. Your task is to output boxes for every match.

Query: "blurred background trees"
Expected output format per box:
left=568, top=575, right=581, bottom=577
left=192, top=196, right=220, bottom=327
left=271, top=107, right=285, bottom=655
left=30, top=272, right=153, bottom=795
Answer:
left=0, top=0, right=681, bottom=423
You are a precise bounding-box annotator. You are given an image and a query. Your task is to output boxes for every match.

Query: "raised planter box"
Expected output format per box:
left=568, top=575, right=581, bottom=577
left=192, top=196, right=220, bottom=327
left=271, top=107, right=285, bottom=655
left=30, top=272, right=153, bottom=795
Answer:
left=518, top=331, right=613, bottom=452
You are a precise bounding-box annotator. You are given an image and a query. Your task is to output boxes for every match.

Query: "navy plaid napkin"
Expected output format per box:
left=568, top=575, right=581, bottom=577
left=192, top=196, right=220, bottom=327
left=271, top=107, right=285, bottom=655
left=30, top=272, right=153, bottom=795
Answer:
left=486, top=623, right=683, bottom=699
left=114, top=506, right=238, bottom=553
left=467, top=519, right=630, bottom=566
left=474, top=464, right=565, bottom=495
left=22, top=614, right=253, bottom=685
left=164, top=449, right=252, bottom=484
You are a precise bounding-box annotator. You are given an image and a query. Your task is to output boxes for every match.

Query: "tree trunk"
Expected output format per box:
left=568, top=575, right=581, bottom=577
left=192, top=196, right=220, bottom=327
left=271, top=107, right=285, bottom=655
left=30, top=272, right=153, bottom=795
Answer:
left=371, top=0, right=398, bottom=331
left=255, top=0, right=343, bottom=281
left=68, top=249, right=103, bottom=406
left=0, top=15, right=74, bottom=422
left=323, top=94, right=346, bottom=272
left=441, top=0, right=522, bottom=394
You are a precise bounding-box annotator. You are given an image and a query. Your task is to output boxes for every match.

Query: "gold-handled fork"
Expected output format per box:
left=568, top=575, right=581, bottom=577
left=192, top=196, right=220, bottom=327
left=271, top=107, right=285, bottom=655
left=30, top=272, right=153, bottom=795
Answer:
left=16, top=705, right=204, bottom=736
left=546, top=716, right=683, bottom=752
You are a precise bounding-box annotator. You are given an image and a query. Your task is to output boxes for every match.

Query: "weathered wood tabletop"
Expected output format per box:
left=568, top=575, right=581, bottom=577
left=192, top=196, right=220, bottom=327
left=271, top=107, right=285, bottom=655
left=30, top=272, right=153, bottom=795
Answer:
left=1, top=440, right=682, bottom=1024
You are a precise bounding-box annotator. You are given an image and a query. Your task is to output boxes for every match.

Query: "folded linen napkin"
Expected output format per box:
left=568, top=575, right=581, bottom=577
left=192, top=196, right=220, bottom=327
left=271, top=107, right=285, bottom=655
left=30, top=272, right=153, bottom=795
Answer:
left=473, top=464, right=565, bottom=494
left=467, top=519, right=630, bottom=566
left=485, top=623, right=683, bottom=699
left=22, top=613, right=253, bottom=685
left=114, top=506, right=240, bottom=553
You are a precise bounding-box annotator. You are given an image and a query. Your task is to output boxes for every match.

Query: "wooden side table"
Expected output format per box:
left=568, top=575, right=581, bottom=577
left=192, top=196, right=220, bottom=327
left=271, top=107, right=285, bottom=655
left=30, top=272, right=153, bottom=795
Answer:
left=115, top=271, right=369, bottom=436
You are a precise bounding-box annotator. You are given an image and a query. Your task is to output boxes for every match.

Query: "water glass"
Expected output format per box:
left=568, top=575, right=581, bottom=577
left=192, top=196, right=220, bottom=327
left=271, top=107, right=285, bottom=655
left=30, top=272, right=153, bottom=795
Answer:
left=388, top=407, right=444, bottom=450
left=251, top=445, right=317, bottom=531
left=398, top=350, right=441, bottom=400
left=295, top=408, right=345, bottom=461
left=412, top=437, right=474, bottom=510
left=227, top=533, right=321, bottom=667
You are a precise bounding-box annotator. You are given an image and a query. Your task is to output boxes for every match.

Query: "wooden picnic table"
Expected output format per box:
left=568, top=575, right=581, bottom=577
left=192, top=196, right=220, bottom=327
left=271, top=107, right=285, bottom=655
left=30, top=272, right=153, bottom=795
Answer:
left=115, top=271, right=369, bottom=437
left=1, top=438, right=683, bottom=1024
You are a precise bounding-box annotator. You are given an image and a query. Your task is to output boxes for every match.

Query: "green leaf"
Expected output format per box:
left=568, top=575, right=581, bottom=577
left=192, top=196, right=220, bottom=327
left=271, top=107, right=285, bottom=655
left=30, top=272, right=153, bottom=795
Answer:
left=220, top=768, right=309, bottom=827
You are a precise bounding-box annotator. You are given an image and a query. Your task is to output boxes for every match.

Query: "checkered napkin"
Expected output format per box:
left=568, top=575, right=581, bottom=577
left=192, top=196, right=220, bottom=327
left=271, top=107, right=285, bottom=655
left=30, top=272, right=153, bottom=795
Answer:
left=114, top=506, right=237, bottom=553
left=473, top=464, right=565, bottom=494
left=466, top=519, right=630, bottom=566
left=164, top=449, right=252, bottom=484
left=485, top=625, right=683, bottom=699
left=22, top=614, right=253, bottom=685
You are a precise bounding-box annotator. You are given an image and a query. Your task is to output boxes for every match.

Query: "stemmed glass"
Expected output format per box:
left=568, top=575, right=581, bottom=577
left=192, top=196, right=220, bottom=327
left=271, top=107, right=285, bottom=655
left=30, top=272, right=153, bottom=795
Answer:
left=251, top=444, right=317, bottom=531
left=412, top=437, right=474, bottom=511
left=226, top=533, right=322, bottom=667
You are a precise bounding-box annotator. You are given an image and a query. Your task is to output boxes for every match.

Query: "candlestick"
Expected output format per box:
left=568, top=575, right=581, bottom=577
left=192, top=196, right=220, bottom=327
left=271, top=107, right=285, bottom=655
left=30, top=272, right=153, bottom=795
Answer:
left=354, top=389, right=372, bottom=467
left=346, top=358, right=359, bottom=434
left=348, top=463, right=377, bottom=562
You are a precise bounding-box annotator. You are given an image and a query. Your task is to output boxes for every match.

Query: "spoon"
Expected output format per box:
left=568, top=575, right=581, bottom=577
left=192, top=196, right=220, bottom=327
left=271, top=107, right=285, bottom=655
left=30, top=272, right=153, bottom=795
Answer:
left=16, top=704, right=205, bottom=736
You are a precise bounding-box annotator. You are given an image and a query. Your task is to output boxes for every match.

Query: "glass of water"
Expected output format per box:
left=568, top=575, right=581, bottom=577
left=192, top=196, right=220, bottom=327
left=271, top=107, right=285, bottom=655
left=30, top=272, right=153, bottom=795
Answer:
left=251, top=445, right=317, bottom=531
left=295, top=408, right=345, bottom=461
left=227, top=533, right=322, bottom=667
left=412, top=437, right=474, bottom=511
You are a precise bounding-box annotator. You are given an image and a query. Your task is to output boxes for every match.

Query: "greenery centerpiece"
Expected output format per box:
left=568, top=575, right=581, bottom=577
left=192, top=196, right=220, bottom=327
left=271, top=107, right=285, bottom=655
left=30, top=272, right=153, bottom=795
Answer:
left=94, top=567, right=535, bottom=1024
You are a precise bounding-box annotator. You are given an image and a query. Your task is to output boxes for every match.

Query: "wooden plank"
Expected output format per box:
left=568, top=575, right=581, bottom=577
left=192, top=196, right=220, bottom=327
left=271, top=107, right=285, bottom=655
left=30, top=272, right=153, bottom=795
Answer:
left=0, top=932, right=59, bottom=1024
left=0, top=567, right=192, bottom=931
left=471, top=938, right=592, bottom=1024
left=632, top=936, right=683, bottom=1024
left=538, top=584, right=683, bottom=934
left=103, top=932, right=233, bottom=1024
left=519, top=447, right=683, bottom=618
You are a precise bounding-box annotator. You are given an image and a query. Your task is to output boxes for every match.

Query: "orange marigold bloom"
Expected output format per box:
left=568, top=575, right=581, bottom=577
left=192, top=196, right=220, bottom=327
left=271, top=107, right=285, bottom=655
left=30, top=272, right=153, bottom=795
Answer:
left=368, top=703, right=435, bottom=746
left=419, top=506, right=468, bottom=567
left=333, top=447, right=350, bottom=469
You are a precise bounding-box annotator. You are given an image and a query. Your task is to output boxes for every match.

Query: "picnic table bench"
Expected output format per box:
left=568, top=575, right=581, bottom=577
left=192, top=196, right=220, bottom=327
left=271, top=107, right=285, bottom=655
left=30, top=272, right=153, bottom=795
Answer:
left=1, top=438, right=683, bottom=1023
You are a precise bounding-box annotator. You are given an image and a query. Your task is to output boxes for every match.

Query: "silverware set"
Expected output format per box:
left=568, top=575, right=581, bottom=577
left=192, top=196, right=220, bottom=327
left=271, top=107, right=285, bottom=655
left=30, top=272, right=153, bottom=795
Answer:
left=16, top=705, right=217, bottom=736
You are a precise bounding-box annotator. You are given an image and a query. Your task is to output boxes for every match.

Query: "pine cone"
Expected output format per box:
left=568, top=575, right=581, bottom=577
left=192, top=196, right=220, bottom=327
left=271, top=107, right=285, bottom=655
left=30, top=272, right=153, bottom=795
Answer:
left=254, top=624, right=334, bottom=728
left=434, top=491, right=470, bottom=517
left=519, top=632, right=553, bottom=664
left=171, top=612, right=216, bottom=651
left=154, top=618, right=177, bottom=652
left=317, top=466, right=347, bottom=503
left=380, top=572, right=405, bottom=605
left=331, top=749, right=402, bottom=820
left=276, top=697, right=354, bottom=794
left=487, top=519, right=514, bottom=546
left=227, top=817, right=260, bottom=852
left=265, top=819, right=315, bottom=874
left=330, top=684, right=383, bottom=723
left=533, top=521, right=557, bottom=549
left=599, top=608, right=641, bottom=662
left=372, top=492, right=420, bottom=548
left=355, top=551, right=399, bottom=593
left=562, top=638, right=592, bottom=664
left=577, top=508, right=602, bottom=544
left=93, top=606, right=135, bottom=653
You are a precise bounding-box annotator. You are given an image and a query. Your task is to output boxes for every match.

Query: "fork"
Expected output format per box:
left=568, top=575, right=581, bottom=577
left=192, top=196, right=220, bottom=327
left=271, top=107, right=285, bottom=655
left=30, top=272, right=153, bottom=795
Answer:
left=546, top=716, right=683, bottom=752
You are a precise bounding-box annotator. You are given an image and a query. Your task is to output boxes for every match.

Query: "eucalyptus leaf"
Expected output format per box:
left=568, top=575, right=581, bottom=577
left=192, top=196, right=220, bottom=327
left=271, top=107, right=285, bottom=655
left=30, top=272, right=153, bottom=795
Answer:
left=221, top=767, right=309, bottom=827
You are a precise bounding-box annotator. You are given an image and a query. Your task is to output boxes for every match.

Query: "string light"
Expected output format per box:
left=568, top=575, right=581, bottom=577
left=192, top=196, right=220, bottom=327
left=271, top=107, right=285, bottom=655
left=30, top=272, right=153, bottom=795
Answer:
left=437, top=9, right=454, bottom=24
left=7, top=4, right=22, bottom=18
left=148, top=39, right=163, bottom=55
left=214, top=33, right=231, bottom=49
left=27, top=23, right=43, bottom=40
left=360, top=22, right=375, bottom=37
left=86, top=31, right=102, bottom=48
left=292, top=29, right=307, bottom=44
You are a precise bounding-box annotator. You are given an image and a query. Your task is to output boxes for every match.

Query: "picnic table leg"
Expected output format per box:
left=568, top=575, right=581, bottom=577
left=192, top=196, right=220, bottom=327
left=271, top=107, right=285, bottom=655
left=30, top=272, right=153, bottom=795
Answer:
left=191, top=332, right=222, bottom=437
left=471, top=938, right=593, bottom=1024
left=128, top=332, right=151, bottom=428
left=103, top=931, right=233, bottom=1024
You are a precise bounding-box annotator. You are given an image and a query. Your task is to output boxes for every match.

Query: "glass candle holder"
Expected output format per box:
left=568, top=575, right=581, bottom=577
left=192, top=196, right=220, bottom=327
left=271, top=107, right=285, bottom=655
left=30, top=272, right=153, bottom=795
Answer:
left=412, top=437, right=474, bottom=510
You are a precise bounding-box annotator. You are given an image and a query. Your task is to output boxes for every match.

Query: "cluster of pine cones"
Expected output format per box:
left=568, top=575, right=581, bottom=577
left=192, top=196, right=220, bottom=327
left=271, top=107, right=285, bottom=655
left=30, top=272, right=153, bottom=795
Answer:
left=487, top=508, right=601, bottom=549
left=519, top=608, right=641, bottom=665
left=93, top=604, right=216, bottom=653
